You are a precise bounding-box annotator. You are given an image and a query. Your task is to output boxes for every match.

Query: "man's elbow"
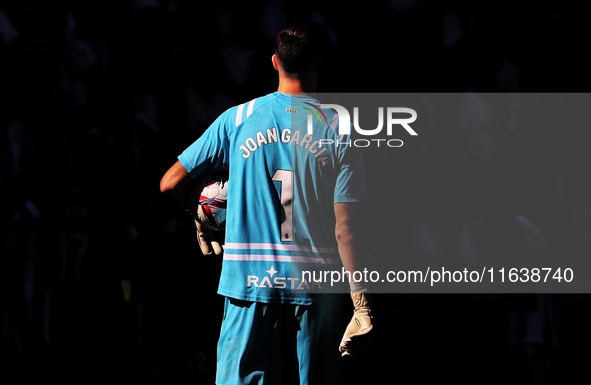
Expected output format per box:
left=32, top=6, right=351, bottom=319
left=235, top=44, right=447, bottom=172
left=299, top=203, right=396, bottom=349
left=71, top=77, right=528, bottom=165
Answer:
left=335, top=224, right=355, bottom=246
left=160, top=175, right=177, bottom=195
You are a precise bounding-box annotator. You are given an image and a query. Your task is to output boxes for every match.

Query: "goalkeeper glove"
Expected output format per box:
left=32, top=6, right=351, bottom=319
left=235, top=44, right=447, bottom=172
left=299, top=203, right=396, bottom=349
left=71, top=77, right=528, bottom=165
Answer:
left=339, top=290, right=374, bottom=357
left=194, top=219, right=224, bottom=256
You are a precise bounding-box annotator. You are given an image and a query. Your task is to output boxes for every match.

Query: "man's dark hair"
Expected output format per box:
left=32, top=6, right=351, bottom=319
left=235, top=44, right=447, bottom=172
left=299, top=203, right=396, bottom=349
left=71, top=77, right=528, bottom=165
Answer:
left=274, top=22, right=326, bottom=75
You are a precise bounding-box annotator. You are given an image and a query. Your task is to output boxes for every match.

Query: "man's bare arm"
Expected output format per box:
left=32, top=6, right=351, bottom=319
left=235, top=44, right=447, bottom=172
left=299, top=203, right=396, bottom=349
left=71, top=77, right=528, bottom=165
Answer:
left=334, top=202, right=365, bottom=276
left=160, top=160, right=193, bottom=210
left=335, top=201, right=374, bottom=356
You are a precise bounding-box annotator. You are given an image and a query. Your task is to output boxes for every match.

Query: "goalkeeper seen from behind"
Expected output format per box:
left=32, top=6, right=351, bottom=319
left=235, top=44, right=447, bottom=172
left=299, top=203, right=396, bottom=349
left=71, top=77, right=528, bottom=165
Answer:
left=160, top=22, right=373, bottom=384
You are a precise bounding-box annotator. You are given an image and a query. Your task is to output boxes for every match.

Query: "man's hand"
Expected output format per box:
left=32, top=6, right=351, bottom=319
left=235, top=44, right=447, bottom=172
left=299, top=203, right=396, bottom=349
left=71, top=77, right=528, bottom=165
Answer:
left=339, top=292, right=374, bottom=356
left=195, top=219, right=225, bottom=256
left=160, top=161, right=226, bottom=257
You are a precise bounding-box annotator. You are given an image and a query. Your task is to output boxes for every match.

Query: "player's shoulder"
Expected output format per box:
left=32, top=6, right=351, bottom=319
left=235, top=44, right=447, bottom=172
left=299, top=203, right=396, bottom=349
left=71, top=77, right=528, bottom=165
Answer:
left=299, top=97, right=340, bottom=128
left=223, top=93, right=276, bottom=129
left=320, top=105, right=339, bottom=129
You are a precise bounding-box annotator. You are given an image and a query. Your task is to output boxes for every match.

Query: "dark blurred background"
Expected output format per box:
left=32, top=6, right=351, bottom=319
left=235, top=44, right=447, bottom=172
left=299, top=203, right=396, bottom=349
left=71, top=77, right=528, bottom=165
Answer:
left=1, top=0, right=590, bottom=384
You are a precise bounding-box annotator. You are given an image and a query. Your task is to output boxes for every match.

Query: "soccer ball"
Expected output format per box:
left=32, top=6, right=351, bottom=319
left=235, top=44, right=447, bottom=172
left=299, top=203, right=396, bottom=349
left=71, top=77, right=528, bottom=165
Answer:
left=189, top=172, right=228, bottom=231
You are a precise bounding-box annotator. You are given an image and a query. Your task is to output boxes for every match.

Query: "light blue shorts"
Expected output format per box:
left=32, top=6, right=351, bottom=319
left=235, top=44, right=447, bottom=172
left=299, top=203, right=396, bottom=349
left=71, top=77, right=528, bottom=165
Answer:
left=216, top=297, right=344, bottom=385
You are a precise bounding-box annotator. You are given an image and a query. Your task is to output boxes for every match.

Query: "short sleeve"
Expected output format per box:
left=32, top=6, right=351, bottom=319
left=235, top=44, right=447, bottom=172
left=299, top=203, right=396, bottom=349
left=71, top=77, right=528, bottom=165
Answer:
left=334, top=131, right=368, bottom=203
left=178, top=109, right=234, bottom=178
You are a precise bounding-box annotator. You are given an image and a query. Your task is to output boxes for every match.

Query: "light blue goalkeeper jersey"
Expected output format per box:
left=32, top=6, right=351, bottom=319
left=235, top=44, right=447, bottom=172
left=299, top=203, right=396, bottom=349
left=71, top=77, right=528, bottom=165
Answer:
left=179, top=92, right=367, bottom=305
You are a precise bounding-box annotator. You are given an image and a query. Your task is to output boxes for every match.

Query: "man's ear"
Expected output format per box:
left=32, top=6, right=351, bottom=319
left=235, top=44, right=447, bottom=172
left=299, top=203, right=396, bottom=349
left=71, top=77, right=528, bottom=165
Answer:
left=272, top=54, right=279, bottom=71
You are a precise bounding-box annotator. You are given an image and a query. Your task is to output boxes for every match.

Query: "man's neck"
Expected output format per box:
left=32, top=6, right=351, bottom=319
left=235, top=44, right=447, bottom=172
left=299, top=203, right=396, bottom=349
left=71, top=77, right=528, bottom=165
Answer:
left=276, top=75, right=316, bottom=95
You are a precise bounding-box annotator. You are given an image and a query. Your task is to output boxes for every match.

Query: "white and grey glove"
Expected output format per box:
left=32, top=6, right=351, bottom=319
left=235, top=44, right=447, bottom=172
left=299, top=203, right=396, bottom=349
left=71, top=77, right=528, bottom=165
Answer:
left=339, top=289, right=374, bottom=356
left=194, top=219, right=224, bottom=257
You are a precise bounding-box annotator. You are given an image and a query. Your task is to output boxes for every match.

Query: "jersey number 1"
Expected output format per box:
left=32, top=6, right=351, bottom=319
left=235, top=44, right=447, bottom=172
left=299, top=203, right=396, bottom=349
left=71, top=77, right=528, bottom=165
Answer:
left=272, top=170, right=293, bottom=242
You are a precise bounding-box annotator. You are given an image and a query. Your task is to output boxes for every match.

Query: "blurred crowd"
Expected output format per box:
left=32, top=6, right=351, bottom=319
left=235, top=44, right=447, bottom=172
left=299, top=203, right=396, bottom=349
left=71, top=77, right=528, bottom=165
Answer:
left=1, top=0, right=591, bottom=384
